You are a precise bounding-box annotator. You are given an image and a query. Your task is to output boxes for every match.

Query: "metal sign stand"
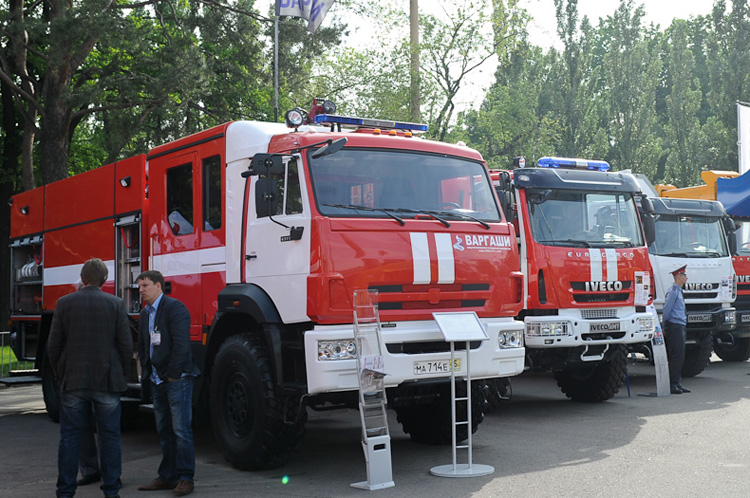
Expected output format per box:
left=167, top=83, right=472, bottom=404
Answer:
left=639, top=304, right=671, bottom=397
left=430, top=312, right=494, bottom=478
left=351, top=290, right=395, bottom=491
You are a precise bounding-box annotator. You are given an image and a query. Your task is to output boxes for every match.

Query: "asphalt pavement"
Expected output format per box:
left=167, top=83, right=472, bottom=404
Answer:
left=1, top=355, right=749, bottom=498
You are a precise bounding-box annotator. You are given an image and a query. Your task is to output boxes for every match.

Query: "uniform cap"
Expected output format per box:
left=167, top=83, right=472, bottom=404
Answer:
left=670, top=264, right=687, bottom=275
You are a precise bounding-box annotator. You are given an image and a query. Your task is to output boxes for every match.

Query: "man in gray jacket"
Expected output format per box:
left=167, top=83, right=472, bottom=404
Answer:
left=47, top=258, right=132, bottom=498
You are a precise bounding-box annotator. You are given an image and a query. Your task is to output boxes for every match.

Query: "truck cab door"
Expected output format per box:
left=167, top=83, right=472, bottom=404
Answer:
left=244, top=156, right=311, bottom=323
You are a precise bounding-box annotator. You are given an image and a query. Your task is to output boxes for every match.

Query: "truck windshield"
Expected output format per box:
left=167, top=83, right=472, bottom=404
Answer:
left=309, top=149, right=502, bottom=222
left=650, top=215, right=729, bottom=257
left=527, top=191, right=643, bottom=248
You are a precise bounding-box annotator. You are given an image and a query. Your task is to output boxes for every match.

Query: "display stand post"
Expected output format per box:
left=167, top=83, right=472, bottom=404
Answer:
left=639, top=304, right=671, bottom=397
left=351, top=290, right=395, bottom=491
left=429, top=312, right=494, bottom=478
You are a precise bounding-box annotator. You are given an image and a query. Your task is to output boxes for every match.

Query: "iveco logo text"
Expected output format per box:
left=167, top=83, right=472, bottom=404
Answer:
left=738, top=275, right=750, bottom=283
left=585, top=281, right=624, bottom=292
left=567, top=251, right=635, bottom=259
left=684, top=282, right=713, bottom=291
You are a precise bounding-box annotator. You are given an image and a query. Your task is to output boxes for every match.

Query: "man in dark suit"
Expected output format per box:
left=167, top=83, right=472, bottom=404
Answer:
left=47, top=258, right=132, bottom=498
left=136, top=270, right=200, bottom=496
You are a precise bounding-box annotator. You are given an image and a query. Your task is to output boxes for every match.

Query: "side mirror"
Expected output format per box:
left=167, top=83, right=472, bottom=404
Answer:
left=311, top=137, right=347, bottom=159
left=502, top=190, right=516, bottom=223
left=728, top=231, right=738, bottom=255
left=723, top=216, right=736, bottom=233
left=640, top=196, right=654, bottom=215
left=496, top=170, right=511, bottom=192
left=642, top=213, right=656, bottom=245
left=244, top=153, right=285, bottom=178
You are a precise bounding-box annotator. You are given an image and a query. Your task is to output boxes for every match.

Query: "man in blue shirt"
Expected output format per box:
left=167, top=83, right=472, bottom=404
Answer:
left=662, top=264, right=689, bottom=394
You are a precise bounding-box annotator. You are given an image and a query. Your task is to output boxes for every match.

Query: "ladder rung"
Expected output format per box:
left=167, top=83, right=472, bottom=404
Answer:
left=456, top=444, right=469, bottom=449
left=456, top=421, right=469, bottom=426
left=455, top=397, right=468, bottom=402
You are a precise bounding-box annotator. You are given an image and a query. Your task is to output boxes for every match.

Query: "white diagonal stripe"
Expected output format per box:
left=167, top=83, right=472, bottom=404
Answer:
left=435, top=233, right=455, bottom=284
left=605, top=249, right=618, bottom=281
left=410, top=232, right=431, bottom=284
left=589, top=250, right=602, bottom=282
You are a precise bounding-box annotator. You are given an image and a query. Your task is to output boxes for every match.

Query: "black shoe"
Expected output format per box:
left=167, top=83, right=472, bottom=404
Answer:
left=677, top=384, right=691, bottom=393
left=77, top=473, right=101, bottom=486
left=670, top=386, right=683, bottom=394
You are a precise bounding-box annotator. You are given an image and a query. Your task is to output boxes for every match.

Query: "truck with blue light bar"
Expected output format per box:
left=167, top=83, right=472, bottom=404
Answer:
left=9, top=101, right=527, bottom=471
left=491, top=156, right=655, bottom=402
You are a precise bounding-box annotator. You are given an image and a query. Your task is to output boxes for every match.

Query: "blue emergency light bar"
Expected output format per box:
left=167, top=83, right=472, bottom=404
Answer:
left=315, top=114, right=428, bottom=132
left=537, top=156, right=610, bottom=172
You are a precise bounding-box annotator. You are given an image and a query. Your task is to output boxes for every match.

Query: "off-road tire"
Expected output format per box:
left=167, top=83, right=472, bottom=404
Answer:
left=41, top=354, right=60, bottom=423
left=210, top=333, right=306, bottom=470
left=682, top=332, right=713, bottom=378
left=485, top=377, right=512, bottom=413
left=554, top=344, right=627, bottom=402
left=395, top=380, right=487, bottom=444
left=714, top=335, right=750, bottom=362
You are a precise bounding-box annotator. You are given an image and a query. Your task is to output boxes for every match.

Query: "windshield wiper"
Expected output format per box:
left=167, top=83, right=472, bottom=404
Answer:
left=659, top=252, right=690, bottom=258
left=323, top=204, right=405, bottom=226
left=384, top=208, right=451, bottom=228
left=537, top=239, right=591, bottom=248
left=421, top=210, right=491, bottom=230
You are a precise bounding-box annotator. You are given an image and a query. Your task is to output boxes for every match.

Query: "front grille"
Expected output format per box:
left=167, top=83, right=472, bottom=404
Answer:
left=581, top=308, right=618, bottom=319
left=684, top=292, right=718, bottom=300
left=582, top=331, right=627, bottom=340
left=573, top=293, right=629, bottom=303
left=370, top=283, right=488, bottom=311
left=386, top=340, right=482, bottom=355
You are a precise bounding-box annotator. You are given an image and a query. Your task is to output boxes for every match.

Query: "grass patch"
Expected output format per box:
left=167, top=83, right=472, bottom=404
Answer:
left=0, top=346, right=36, bottom=377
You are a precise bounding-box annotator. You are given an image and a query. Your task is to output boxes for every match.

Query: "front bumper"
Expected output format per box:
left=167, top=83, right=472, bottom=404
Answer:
left=524, top=309, right=655, bottom=348
left=304, top=317, right=525, bottom=395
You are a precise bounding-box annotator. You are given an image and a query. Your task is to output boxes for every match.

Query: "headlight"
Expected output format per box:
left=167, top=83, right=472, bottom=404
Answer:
left=499, top=329, right=524, bottom=348
left=527, top=321, right=570, bottom=337
left=724, top=310, right=736, bottom=324
left=318, top=340, right=357, bottom=361
left=637, top=317, right=654, bottom=333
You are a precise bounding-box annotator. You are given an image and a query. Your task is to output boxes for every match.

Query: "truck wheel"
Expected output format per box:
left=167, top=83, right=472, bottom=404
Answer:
left=485, top=377, right=512, bottom=413
left=41, top=355, right=60, bottom=423
left=682, top=332, right=713, bottom=377
left=395, top=380, right=487, bottom=444
left=554, top=345, right=627, bottom=402
left=714, top=336, right=750, bottom=362
left=210, top=333, right=306, bottom=470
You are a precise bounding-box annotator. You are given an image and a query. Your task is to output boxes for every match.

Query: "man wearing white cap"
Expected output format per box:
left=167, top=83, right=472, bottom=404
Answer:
left=663, top=264, right=690, bottom=394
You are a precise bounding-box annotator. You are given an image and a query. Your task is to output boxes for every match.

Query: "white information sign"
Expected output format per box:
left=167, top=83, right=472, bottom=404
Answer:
left=721, top=276, right=732, bottom=302
left=634, top=271, right=650, bottom=306
left=432, top=312, right=489, bottom=343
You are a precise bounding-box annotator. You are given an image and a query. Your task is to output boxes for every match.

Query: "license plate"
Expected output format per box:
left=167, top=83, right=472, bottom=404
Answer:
left=688, top=314, right=712, bottom=323
left=413, top=359, right=461, bottom=375
left=741, top=315, right=750, bottom=323
left=589, top=321, right=621, bottom=332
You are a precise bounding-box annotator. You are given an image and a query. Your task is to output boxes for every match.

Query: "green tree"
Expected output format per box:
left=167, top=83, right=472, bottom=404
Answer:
left=704, top=0, right=750, bottom=170
left=600, top=0, right=662, bottom=174
left=662, top=20, right=704, bottom=187
left=548, top=0, right=608, bottom=159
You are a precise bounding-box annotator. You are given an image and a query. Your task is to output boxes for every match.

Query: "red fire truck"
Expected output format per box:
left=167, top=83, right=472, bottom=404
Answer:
left=492, top=157, right=655, bottom=401
left=9, top=109, right=525, bottom=469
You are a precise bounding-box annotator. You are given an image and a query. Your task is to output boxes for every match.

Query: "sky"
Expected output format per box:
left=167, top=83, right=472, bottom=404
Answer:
left=258, top=0, right=719, bottom=113
left=522, top=0, right=714, bottom=48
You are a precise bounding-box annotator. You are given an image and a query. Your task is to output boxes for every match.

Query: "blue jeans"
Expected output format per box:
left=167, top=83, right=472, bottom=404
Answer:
left=152, top=376, right=195, bottom=482
left=57, top=389, right=121, bottom=498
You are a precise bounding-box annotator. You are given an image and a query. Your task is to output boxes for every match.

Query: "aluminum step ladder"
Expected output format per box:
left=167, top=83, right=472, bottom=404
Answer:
left=351, top=290, right=394, bottom=491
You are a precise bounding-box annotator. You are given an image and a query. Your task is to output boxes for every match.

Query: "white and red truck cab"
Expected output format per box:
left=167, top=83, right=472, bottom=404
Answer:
left=9, top=110, right=525, bottom=469
left=492, top=157, right=655, bottom=401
